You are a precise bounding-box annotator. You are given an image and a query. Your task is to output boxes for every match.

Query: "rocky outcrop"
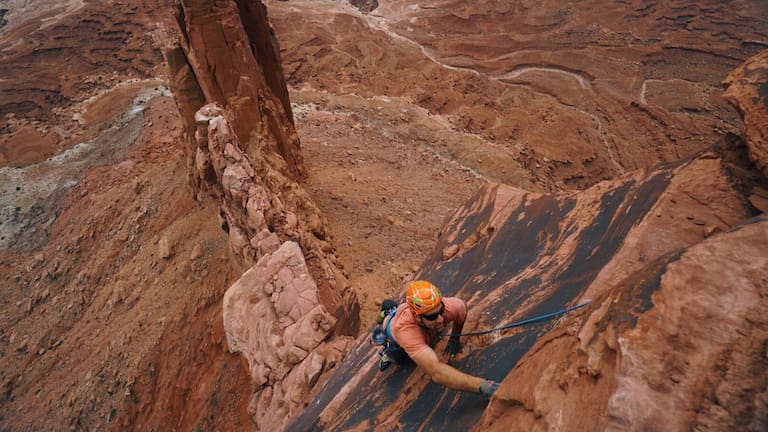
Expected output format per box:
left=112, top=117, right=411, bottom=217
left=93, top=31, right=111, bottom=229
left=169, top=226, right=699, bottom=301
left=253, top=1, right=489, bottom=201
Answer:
left=173, top=0, right=301, bottom=183
left=349, top=0, right=379, bottom=14
left=187, top=101, right=359, bottom=326
left=724, top=49, right=768, bottom=211
left=286, top=50, right=768, bottom=431
left=171, top=1, right=361, bottom=317
left=165, top=0, right=360, bottom=429
left=224, top=241, right=354, bottom=430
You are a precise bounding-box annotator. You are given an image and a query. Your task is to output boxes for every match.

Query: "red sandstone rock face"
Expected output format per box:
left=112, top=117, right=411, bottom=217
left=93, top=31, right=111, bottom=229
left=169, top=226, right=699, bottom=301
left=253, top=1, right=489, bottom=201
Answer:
left=289, top=138, right=767, bottom=431
left=168, top=1, right=361, bottom=429
left=288, top=49, right=768, bottom=431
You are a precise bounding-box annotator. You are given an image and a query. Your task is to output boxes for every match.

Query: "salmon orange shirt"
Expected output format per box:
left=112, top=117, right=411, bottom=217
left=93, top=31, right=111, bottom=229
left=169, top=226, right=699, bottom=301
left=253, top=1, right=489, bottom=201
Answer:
left=389, top=297, right=467, bottom=358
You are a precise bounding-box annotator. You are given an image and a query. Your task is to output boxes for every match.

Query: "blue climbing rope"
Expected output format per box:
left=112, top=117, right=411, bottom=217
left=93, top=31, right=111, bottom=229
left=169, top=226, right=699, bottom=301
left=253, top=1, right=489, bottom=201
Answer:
left=442, top=301, right=590, bottom=337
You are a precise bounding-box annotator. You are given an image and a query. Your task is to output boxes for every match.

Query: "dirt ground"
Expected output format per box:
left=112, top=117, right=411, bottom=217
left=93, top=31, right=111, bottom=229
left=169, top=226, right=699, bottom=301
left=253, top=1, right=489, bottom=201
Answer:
left=291, top=91, right=489, bottom=324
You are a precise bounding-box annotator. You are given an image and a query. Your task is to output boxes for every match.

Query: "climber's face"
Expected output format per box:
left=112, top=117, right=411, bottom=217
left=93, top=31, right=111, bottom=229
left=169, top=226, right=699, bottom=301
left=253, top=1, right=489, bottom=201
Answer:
left=418, top=303, right=445, bottom=331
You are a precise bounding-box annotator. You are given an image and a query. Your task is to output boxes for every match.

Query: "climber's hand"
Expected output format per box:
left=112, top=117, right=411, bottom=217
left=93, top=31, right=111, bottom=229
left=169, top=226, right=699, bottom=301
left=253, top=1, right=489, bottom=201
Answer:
left=445, top=336, right=461, bottom=357
left=479, top=379, right=499, bottom=399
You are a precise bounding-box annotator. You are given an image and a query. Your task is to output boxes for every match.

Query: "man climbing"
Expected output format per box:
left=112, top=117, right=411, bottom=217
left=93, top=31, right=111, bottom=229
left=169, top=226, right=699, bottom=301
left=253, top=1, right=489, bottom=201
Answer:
left=378, top=280, right=500, bottom=399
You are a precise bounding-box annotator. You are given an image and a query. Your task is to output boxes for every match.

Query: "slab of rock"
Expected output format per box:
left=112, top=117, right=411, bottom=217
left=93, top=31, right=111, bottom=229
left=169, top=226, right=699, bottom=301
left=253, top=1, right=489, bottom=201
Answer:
left=286, top=139, right=766, bottom=431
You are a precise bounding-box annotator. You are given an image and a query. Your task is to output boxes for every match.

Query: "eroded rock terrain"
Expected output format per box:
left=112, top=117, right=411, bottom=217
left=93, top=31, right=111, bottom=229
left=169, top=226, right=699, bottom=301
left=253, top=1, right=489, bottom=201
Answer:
left=269, top=0, right=768, bottom=190
left=0, top=0, right=766, bottom=431
left=1, top=1, right=254, bottom=431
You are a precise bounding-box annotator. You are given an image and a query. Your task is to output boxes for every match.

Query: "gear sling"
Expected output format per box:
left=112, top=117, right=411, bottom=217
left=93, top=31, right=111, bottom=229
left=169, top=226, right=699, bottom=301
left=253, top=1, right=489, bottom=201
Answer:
left=371, top=302, right=403, bottom=370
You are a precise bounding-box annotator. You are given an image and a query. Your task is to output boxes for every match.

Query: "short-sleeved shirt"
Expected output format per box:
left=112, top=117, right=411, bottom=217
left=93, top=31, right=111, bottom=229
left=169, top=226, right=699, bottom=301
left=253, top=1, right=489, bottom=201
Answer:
left=387, top=297, right=467, bottom=358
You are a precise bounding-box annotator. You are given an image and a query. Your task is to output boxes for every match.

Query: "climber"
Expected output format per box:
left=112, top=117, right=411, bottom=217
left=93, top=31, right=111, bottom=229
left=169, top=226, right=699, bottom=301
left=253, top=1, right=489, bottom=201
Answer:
left=376, top=280, right=500, bottom=399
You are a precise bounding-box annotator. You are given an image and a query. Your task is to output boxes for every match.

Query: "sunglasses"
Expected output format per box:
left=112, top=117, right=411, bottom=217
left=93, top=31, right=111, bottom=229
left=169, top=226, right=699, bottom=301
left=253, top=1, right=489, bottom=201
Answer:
left=420, top=303, right=444, bottom=321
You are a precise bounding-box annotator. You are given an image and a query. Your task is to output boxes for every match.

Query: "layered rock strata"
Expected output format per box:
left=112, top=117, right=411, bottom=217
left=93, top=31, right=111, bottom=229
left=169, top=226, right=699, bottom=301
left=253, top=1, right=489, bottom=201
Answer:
left=0, top=0, right=168, bottom=167
left=167, top=0, right=360, bottom=429
left=267, top=0, right=768, bottom=191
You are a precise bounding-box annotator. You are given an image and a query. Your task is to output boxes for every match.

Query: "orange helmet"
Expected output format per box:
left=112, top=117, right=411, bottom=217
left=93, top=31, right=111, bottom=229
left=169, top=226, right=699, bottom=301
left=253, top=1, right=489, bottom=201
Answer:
left=406, top=280, right=443, bottom=315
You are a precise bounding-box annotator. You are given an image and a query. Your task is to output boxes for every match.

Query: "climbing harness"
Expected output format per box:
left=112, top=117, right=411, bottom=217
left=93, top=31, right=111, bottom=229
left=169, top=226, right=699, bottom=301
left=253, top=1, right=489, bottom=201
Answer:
left=441, top=301, right=590, bottom=338
left=371, top=303, right=399, bottom=371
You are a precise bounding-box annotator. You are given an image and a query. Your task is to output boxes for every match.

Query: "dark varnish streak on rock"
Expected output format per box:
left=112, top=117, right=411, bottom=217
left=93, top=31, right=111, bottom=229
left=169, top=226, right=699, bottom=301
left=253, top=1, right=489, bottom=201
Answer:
left=757, top=82, right=768, bottom=109
left=401, top=332, right=542, bottom=431
left=606, top=250, right=683, bottom=333
left=284, top=339, right=407, bottom=431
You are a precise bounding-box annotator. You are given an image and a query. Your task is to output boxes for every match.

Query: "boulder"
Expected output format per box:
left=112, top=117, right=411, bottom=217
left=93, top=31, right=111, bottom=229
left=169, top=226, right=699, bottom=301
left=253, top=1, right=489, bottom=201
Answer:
left=223, top=241, right=350, bottom=430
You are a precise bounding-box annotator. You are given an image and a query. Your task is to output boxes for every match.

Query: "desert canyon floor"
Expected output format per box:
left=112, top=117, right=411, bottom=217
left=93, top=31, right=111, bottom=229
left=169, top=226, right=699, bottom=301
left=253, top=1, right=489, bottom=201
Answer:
left=0, top=0, right=767, bottom=430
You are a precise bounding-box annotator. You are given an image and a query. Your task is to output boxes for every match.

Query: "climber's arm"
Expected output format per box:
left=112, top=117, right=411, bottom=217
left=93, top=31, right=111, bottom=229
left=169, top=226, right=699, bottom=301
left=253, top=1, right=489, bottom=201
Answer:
left=411, top=346, right=483, bottom=393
